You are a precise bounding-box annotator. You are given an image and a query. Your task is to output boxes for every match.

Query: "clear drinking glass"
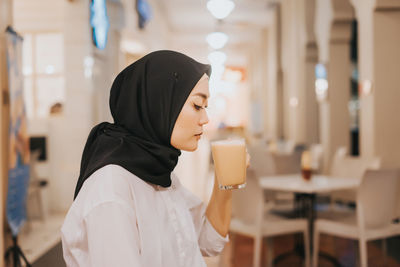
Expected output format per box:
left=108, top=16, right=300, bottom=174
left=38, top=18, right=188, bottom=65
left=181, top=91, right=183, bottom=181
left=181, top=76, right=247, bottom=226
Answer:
left=211, top=139, right=247, bottom=190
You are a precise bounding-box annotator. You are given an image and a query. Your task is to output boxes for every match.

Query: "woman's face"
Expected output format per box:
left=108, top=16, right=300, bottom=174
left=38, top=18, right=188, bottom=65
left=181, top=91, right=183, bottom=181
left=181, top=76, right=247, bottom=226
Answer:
left=171, top=73, right=210, bottom=151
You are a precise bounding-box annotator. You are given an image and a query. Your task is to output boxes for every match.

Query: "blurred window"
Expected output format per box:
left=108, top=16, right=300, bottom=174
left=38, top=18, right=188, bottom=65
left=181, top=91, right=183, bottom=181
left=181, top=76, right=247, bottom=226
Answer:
left=22, top=32, right=65, bottom=118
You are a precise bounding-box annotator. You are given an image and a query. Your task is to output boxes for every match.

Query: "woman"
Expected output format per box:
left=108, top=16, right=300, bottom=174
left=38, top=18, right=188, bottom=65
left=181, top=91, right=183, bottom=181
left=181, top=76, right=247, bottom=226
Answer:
left=61, top=50, right=247, bottom=267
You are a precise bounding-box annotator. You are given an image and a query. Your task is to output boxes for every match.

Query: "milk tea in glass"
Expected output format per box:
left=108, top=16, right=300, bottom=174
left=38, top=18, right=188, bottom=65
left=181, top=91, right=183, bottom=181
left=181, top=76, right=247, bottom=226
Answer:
left=211, top=139, right=247, bottom=190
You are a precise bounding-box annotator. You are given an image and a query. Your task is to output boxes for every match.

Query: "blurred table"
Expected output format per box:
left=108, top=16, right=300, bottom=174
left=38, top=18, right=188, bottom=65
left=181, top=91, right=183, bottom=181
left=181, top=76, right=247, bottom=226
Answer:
left=259, top=174, right=360, bottom=194
left=259, top=174, right=360, bottom=266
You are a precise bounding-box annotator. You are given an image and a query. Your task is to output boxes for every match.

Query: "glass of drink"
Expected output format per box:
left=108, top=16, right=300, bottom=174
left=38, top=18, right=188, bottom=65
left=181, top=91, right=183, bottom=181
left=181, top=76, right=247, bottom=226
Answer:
left=211, top=139, right=247, bottom=190
left=301, top=150, right=312, bottom=181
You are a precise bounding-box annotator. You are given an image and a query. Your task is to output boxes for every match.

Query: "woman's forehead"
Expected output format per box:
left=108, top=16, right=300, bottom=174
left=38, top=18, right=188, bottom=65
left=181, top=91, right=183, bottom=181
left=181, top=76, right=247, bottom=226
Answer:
left=200, top=73, right=209, bottom=80
left=191, top=74, right=210, bottom=97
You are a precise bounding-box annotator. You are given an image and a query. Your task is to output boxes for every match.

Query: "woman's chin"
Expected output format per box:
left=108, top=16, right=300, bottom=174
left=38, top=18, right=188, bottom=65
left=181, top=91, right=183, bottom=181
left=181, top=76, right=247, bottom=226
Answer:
left=181, top=140, right=198, bottom=152
left=171, top=136, right=200, bottom=152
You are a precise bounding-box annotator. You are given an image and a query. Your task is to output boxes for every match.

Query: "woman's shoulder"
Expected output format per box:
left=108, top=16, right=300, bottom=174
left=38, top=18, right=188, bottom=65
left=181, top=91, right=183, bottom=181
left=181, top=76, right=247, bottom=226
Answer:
left=85, top=164, right=136, bottom=192
left=74, top=165, right=153, bottom=214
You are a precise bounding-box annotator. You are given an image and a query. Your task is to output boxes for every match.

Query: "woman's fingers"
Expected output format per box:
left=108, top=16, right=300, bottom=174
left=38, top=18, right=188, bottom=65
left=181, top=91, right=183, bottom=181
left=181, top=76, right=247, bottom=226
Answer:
left=246, top=148, right=250, bottom=168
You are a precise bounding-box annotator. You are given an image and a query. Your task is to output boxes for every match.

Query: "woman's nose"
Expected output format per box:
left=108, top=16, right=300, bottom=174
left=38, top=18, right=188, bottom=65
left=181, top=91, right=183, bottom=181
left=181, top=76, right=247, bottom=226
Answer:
left=199, top=110, right=209, bottom=125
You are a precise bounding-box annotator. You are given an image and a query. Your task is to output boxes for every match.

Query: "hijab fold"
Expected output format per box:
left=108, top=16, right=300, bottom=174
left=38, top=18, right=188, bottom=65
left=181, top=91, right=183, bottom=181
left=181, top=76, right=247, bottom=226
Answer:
left=74, top=50, right=211, bottom=199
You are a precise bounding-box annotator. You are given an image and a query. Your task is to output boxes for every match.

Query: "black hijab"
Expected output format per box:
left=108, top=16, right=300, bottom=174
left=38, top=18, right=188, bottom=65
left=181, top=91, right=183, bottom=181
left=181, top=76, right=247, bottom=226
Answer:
left=74, top=50, right=211, bottom=199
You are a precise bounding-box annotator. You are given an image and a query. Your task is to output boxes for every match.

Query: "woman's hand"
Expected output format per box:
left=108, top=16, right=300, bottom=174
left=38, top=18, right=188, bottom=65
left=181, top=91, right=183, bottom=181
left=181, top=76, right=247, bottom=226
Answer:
left=246, top=148, right=251, bottom=168
left=205, top=146, right=250, bottom=237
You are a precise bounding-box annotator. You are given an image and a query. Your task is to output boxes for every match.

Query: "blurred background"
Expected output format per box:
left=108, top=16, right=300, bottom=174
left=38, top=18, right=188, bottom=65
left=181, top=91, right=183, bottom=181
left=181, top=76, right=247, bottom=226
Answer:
left=0, top=0, right=400, bottom=266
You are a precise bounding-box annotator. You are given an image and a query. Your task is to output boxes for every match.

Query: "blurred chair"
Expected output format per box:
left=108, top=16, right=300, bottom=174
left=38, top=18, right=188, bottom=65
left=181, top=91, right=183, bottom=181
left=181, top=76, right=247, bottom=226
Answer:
left=247, top=145, right=280, bottom=206
left=329, top=155, right=381, bottom=207
left=249, top=144, right=302, bottom=209
left=310, top=144, right=323, bottom=174
left=230, top=171, right=310, bottom=267
left=280, top=139, right=296, bottom=155
left=272, top=152, right=301, bottom=175
left=286, top=139, right=296, bottom=154
left=248, top=145, right=296, bottom=206
left=329, top=146, right=348, bottom=174
left=250, top=140, right=302, bottom=175
left=268, top=139, right=295, bottom=155
left=270, top=152, right=301, bottom=206
left=314, top=146, right=347, bottom=207
left=313, top=169, right=400, bottom=267
left=247, top=145, right=276, bottom=178
left=27, top=150, right=48, bottom=221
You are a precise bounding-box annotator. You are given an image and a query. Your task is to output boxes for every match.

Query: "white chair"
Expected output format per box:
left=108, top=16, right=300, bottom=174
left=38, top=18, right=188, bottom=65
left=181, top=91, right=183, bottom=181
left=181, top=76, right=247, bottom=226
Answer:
left=271, top=153, right=301, bottom=175
left=248, top=145, right=295, bottom=207
left=329, top=146, right=348, bottom=174
left=248, top=145, right=276, bottom=177
left=269, top=139, right=295, bottom=155
left=314, top=147, right=348, bottom=209
left=279, top=139, right=296, bottom=155
left=27, top=150, right=47, bottom=221
left=313, top=169, right=400, bottom=267
left=270, top=152, right=302, bottom=206
left=310, top=144, right=323, bottom=174
left=329, top=156, right=381, bottom=206
left=230, top=171, right=310, bottom=267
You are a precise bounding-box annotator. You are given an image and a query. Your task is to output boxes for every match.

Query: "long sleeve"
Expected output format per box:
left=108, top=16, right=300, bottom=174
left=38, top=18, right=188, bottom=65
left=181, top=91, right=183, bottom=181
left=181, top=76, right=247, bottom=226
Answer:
left=84, top=201, right=143, bottom=267
left=177, top=180, right=229, bottom=257
left=197, top=215, right=230, bottom=256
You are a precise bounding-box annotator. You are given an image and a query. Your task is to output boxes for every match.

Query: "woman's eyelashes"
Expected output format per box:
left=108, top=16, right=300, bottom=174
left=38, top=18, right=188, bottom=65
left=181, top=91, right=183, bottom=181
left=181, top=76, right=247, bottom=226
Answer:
left=194, top=104, right=208, bottom=111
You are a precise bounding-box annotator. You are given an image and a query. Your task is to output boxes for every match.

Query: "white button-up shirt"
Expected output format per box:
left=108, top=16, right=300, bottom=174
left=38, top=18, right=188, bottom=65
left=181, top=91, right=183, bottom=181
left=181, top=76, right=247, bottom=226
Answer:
left=61, top=164, right=229, bottom=267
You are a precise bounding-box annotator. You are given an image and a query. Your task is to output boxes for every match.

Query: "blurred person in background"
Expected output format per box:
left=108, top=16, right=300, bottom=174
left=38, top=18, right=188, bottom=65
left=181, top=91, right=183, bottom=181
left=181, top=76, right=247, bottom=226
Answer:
left=49, top=102, right=63, bottom=115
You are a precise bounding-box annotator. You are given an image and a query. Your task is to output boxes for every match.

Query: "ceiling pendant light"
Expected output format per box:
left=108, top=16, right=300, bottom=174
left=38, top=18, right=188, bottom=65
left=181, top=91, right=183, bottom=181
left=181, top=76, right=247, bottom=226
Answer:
left=206, top=32, right=229, bottom=49
left=207, top=0, right=235, bottom=20
left=208, top=50, right=227, bottom=66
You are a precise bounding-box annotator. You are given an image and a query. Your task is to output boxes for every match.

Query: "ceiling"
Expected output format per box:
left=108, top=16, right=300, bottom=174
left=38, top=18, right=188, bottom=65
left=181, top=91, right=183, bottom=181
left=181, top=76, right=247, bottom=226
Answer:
left=156, top=0, right=275, bottom=63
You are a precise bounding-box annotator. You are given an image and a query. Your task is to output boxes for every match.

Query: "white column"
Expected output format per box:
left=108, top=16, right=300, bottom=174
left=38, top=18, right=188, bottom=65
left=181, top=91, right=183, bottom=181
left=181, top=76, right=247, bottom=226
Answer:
left=280, top=0, right=319, bottom=145
left=353, top=0, right=400, bottom=168
left=248, top=32, right=267, bottom=137
left=47, top=0, right=95, bottom=212
left=266, top=4, right=284, bottom=140
left=303, top=0, right=319, bottom=145
left=260, top=28, right=270, bottom=138
left=371, top=5, right=400, bottom=168
left=315, top=0, right=353, bottom=172
left=48, top=0, right=125, bottom=212
left=352, top=0, right=400, bottom=220
left=281, top=0, right=302, bottom=143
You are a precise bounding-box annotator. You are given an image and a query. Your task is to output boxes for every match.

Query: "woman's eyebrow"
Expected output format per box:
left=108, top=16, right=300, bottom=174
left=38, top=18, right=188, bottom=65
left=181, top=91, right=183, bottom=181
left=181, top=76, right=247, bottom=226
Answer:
left=193, top=93, right=209, bottom=99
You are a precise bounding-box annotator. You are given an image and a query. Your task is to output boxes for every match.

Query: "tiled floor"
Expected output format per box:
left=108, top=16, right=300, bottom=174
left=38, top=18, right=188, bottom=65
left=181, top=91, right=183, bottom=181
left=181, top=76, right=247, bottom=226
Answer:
left=206, top=233, right=400, bottom=267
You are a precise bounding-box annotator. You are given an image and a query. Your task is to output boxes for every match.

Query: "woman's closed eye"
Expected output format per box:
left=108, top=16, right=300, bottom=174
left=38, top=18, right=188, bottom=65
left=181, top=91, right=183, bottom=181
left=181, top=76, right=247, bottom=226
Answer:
left=194, top=104, right=208, bottom=111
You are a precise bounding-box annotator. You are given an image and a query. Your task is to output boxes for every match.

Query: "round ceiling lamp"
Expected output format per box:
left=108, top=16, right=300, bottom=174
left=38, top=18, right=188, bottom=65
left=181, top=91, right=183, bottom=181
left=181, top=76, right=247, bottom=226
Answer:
left=206, top=32, right=229, bottom=49
left=207, top=0, right=235, bottom=20
left=208, top=50, right=227, bottom=66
